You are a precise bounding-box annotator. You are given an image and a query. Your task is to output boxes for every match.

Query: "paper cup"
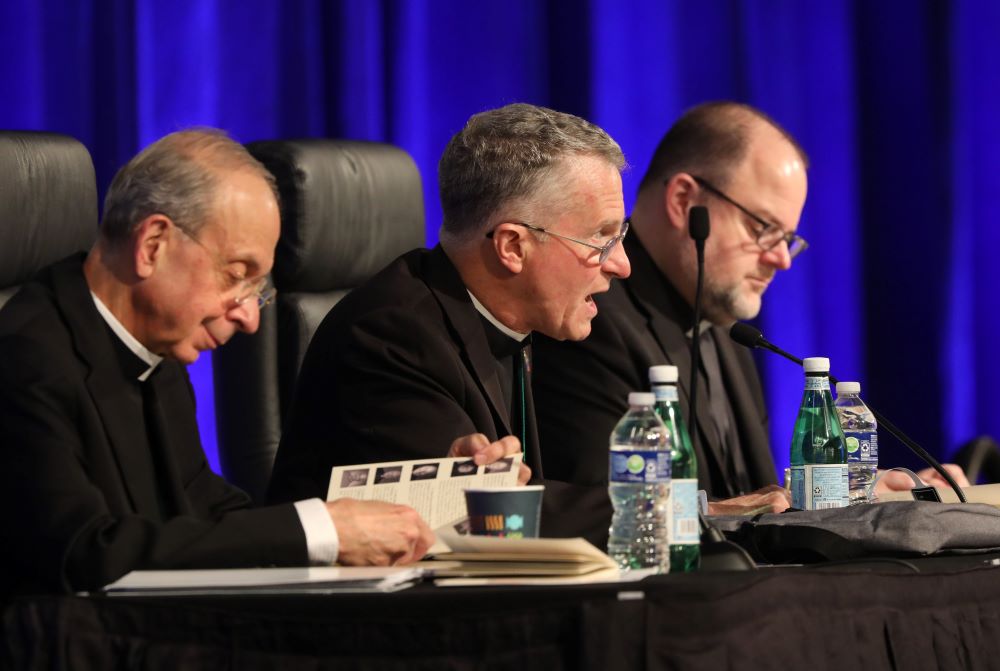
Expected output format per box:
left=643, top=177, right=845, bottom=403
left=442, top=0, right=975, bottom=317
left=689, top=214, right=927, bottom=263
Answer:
left=464, top=486, right=544, bottom=538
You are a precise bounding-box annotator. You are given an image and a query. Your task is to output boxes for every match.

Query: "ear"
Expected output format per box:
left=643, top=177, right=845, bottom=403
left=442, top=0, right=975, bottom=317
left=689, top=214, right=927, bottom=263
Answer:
left=132, top=214, right=173, bottom=279
left=490, top=222, right=530, bottom=275
left=664, top=173, right=700, bottom=232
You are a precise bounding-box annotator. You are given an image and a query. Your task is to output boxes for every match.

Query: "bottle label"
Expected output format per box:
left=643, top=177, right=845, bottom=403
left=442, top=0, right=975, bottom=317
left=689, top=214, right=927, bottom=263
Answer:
left=844, top=431, right=878, bottom=464
left=790, top=464, right=849, bottom=510
left=609, top=450, right=671, bottom=484
left=804, top=377, right=830, bottom=391
left=653, top=386, right=679, bottom=403
left=669, top=478, right=699, bottom=544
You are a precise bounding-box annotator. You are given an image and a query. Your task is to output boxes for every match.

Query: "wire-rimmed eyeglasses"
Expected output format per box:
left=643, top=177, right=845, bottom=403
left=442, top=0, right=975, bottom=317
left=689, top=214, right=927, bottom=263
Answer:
left=691, top=176, right=808, bottom=259
left=176, top=224, right=277, bottom=309
left=486, top=218, right=629, bottom=264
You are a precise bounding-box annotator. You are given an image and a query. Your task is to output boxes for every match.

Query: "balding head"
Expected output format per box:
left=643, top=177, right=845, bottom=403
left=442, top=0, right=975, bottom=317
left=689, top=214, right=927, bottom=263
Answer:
left=100, top=129, right=278, bottom=246
left=638, top=102, right=808, bottom=196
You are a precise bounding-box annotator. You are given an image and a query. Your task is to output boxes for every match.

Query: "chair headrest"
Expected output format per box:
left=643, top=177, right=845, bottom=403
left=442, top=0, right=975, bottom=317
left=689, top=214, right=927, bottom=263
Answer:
left=247, top=139, right=426, bottom=292
left=0, top=132, right=98, bottom=287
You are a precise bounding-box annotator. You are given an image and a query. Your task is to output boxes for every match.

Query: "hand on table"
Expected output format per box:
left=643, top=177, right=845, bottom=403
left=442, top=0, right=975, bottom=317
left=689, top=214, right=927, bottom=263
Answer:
left=326, top=498, right=434, bottom=566
left=447, top=433, right=531, bottom=485
left=874, top=463, right=971, bottom=494
left=707, top=485, right=791, bottom=516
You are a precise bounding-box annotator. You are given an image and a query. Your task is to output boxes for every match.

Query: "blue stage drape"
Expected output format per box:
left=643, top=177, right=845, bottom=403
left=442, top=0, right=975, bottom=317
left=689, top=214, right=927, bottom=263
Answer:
left=2, top=0, right=997, bottom=479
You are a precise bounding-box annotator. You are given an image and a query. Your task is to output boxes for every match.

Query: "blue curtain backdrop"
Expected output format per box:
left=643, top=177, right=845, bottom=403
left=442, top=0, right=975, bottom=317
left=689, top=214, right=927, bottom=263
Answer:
left=3, top=0, right=998, bottom=479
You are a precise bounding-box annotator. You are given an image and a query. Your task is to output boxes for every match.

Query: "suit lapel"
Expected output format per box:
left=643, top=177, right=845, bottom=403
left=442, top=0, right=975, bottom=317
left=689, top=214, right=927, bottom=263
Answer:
left=716, top=334, right=774, bottom=487
left=422, top=246, right=512, bottom=436
left=50, top=258, right=163, bottom=516
left=620, top=236, right=735, bottom=496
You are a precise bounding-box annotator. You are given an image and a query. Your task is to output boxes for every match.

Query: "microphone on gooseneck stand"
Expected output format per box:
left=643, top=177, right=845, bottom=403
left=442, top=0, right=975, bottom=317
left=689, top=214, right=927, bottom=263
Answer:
left=687, top=206, right=711, bottom=456
left=728, top=322, right=968, bottom=503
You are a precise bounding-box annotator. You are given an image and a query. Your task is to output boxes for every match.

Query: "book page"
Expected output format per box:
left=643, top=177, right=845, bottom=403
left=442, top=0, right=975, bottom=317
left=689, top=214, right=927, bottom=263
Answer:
left=327, top=454, right=522, bottom=528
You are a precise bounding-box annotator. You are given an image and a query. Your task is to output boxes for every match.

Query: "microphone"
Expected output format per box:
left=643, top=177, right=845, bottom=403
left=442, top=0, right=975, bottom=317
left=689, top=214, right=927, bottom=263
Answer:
left=688, top=206, right=710, bottom=456
left=729, top=322, right=967, bottom=503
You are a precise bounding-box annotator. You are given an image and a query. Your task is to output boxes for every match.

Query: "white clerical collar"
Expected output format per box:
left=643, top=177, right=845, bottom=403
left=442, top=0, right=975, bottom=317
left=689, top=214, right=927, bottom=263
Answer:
left=91, top=292, right=163, bottom=381
left=684, top=320, right=716, bottom=340
left=467, top=291, right=529, bottom=342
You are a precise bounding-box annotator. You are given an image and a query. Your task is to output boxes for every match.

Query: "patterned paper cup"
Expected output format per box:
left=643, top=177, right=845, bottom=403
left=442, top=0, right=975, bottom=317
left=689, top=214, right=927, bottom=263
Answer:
left=463, top=486, right=544, bottom=538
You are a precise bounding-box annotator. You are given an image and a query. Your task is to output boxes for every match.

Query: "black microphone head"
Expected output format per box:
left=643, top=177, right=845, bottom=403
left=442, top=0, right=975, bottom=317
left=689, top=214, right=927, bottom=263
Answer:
left=689, top=206, right=710, bottom=242
left=730, top=322, right=764, bottom=349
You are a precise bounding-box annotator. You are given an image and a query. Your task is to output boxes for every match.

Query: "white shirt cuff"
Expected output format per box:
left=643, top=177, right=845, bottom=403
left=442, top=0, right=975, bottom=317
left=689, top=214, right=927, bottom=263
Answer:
left=293, top=498, right=339, bottom=564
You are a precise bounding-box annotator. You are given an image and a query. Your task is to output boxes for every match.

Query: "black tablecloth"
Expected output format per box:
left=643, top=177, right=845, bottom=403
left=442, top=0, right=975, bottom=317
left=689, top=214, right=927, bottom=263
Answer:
left=5, top=557, right=1000, bottom=670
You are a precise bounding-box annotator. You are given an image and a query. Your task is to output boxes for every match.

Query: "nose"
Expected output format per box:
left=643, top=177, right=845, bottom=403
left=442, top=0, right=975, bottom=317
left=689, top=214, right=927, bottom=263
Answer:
left=602, top=239, right=631, bottom=279
left=761, top=240, right=793, bottom=271
left=228, top=298, right=261, bottom=334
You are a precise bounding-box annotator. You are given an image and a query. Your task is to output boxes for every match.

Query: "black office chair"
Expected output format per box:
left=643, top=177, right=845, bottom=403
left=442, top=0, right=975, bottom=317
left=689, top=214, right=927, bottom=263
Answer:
left=952, top=435, right=1000, bottom=484
left=213, top=140, right=426, bottom=502
left=0, top=132, right=98, bottom=307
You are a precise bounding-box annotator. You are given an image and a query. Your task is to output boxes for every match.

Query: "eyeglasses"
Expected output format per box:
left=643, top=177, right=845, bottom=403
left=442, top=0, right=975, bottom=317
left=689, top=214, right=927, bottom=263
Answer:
left=691, top=176, right=808, bottom=259
left=486, top=219, right=629, bottom=264
left=176, top=224, right=277, bottom=309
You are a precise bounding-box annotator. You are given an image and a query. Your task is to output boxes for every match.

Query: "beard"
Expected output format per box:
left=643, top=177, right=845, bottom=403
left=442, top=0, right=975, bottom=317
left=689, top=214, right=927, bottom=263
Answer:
left=703, top=278, right=763, bottom=325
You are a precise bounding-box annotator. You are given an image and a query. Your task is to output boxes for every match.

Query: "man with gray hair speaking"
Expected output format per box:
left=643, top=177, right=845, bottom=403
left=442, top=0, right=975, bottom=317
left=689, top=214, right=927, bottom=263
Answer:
left=269, top=104, right=631, bottom=535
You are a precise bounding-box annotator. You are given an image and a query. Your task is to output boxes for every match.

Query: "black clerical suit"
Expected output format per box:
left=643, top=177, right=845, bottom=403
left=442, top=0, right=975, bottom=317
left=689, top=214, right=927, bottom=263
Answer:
left=532, top=234, right=777, bottom=546
left=270, top=245, right=546, bottom=507
left=0, top=256, right=307, bottom=594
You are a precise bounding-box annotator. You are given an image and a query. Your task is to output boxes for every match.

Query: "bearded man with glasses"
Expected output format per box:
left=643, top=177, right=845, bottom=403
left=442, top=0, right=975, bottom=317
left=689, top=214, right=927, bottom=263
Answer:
left=0, top=130, right=444, bottom=594
left=532, top=102, right=809, bottom=546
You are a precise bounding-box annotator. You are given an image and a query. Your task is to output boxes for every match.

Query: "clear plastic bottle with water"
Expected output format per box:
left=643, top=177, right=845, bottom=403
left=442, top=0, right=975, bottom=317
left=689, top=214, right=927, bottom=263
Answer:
left=789, top=357, right=849, bottom=510
left=834, top=381, right=879, bottom=504
left=649, top=365, right=700, bottom=573
left=608, top=392, right=671, bottom=573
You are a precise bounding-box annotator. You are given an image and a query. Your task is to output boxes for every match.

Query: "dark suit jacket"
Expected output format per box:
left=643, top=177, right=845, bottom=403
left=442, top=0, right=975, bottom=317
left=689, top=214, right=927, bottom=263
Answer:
left=0, top=256, right=307, bottom=594
left=532, top=234, right=777, bottom=546
left=269, top=245, right=545, bottom=505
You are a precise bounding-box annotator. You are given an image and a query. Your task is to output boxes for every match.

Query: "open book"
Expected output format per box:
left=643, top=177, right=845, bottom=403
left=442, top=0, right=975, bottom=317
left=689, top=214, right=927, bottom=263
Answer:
left=420, top=531, right=625, bottom=586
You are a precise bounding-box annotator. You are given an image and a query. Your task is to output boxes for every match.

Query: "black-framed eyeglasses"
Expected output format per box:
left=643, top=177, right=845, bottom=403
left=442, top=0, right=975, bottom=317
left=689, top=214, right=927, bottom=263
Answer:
left=176, top=224, right=277, bottom=310
left=486, top=219, right=629, bottom=265
left=690, top=176, right=808, bottom=259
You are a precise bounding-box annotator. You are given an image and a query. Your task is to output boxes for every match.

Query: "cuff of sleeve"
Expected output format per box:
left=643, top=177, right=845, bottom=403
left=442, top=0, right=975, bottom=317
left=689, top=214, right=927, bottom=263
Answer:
left=293, top=498, right=339, bottom=564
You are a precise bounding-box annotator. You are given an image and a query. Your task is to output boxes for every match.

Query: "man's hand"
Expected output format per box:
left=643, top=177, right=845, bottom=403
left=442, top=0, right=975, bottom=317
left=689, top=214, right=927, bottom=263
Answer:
left=326, top=499, right=434, bottom=566
left=447, top=433, right=531, bottom=485
left=875, top=463, right=971, bottom=494
left=707, top=485, right=791, bottom=516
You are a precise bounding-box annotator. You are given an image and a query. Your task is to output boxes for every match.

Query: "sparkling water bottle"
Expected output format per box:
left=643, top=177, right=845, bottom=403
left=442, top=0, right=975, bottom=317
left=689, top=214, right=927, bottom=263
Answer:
left=649, top=365, right=700, bottom=573
left=834, top=381, right=879, bottom=504
left=608, top=392, right=671, bottom=573
left=789, top=357, right=849, bottom=510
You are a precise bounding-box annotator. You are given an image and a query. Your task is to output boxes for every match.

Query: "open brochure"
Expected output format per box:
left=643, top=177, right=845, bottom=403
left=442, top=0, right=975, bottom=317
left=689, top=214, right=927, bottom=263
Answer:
left=100, top=566, right=424, bottom=596
left=327, top=454, right=521, bottom=529
left=420, top=531, right=623, bottom=585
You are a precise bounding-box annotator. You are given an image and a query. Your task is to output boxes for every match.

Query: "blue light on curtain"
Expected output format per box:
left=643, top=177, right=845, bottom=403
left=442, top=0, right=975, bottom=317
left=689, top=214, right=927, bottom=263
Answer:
left=2, top=0, right=997, bottom=482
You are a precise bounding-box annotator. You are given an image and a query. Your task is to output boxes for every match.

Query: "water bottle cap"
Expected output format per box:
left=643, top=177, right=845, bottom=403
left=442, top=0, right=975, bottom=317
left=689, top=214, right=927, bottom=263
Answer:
left=835, top=381, right=861, bottom=395
left=803, top=357, right=830, bottom=373
left=628, top=392, right=656, bottom=407
left=648, top=365, right=678, bottom=383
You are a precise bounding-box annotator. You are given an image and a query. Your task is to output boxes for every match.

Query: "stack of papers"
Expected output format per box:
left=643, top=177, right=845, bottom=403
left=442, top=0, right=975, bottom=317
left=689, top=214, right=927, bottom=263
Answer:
left=101, top=566, right=424, bottom=596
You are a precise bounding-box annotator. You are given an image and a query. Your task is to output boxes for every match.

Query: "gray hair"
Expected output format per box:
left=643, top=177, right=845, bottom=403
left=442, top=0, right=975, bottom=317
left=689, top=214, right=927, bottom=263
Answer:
left=100, top=128, right=277, bottom=243
left=438, top=103, right=625, bottom=239
left=637, top=101, right=809, bottom=194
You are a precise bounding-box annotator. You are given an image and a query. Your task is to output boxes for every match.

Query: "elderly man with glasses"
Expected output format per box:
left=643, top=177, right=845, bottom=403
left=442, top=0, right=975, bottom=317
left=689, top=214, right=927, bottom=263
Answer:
left=0, top=130, right=447, bottom=594
left=268, top=104, right=631, bottom=528
left=531, top=102, right=809, bottom=546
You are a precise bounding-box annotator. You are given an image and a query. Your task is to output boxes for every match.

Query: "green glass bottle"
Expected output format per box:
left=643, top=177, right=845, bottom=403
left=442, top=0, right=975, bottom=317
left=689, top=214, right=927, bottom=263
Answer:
left=790, top=357, right=849, bottom=510
left=650, top=365, right=700, bottom=572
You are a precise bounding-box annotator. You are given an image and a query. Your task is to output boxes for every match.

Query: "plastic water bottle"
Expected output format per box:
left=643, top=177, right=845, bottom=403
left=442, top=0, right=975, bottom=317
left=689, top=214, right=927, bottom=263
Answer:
left=834, top=381, right=879, bottom=504
left=789, top=357, right=849, bottom=510
left=649, top=365, right=700, bottom=573
left=608, top=392, right=671, bottom=573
